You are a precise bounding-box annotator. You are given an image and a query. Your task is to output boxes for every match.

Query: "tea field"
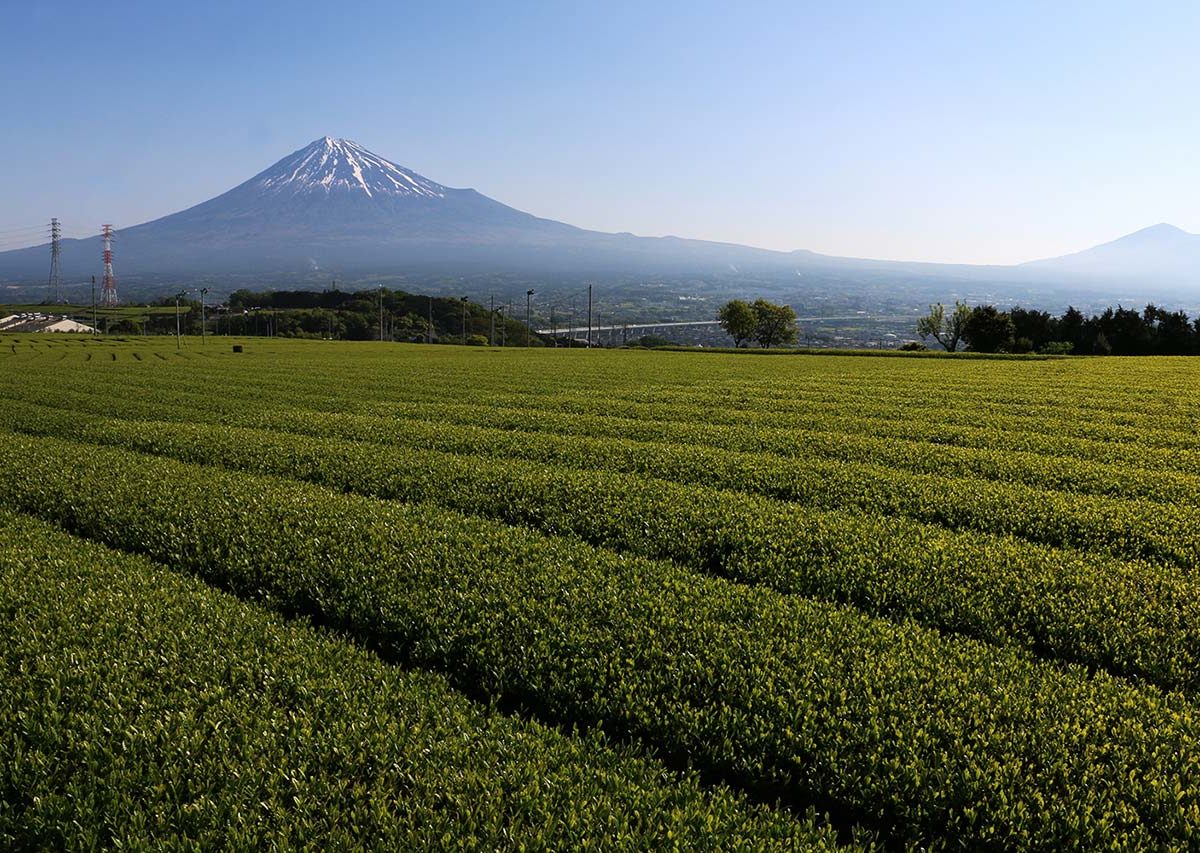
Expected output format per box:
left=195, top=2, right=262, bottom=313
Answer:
left=3, top=334, right=1200, bottom=849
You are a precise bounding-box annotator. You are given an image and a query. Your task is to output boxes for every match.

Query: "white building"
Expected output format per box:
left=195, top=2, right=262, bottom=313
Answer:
left=0, top=313, right=96, bottom=333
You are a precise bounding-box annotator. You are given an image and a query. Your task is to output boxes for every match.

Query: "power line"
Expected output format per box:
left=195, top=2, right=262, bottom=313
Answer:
left=0, top=225, right=54, bottom=250
left=0, top=224, right=49, bottom=235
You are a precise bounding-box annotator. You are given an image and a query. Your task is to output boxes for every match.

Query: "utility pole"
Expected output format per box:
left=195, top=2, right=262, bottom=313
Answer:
left=551, top=307, right=557, bottom=347
left=461, top=296, right=469, bottom=344
left=498, top=307, right=505, bottom=346
left=175, top=291, right=185, bottom=349
left=489, top=295, right=495, bottom=346
left=427, top=295, right=434, bottom=344
left=526, top=289, right=535, bottom=347
left=378, top=286, right=384, bottom=341
left=200, top=288, right=208, bottom=344
left=587, top=284, right=593, bottom=348
left=90, top=276, right=97, bottom=334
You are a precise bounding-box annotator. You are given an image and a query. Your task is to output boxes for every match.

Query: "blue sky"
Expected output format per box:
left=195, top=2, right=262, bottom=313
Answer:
left=3, top=0, right=1199, bottom=264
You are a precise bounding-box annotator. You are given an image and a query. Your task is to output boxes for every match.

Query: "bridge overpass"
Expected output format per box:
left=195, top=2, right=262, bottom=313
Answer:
left=535, top=315, right=907, bottom=337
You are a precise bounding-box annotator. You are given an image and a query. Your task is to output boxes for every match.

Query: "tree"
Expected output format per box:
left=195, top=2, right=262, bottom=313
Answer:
left=962, top=305, right=1015, bottom=353
left=1096, top=306, right=1151, bottom=355
left=394, top=312, right=430, bottom=342
left=1058, top=306, right=1086, bottom=353
left=1009, top=307, right=1057, bottom=352
left=1144, top=304, right=1194, bottom=355
left=916, top=301, right=970, bottom=352
left=635, top=335, right=674, bottom=348
left=717, top=300, right=757, bottom=347
left=751, top=299, right=798, bottom=348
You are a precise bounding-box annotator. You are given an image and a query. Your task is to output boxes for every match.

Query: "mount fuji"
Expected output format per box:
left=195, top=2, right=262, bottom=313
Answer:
left=1021, top=223, right=1200, bottom=289
left=2, top=137, right=1199, bottom=303
left=0, top=137, right=812, bottom=290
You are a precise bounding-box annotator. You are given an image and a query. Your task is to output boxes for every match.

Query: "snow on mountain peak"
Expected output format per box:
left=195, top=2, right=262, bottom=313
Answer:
left=254, top=137, right=446, bottom=199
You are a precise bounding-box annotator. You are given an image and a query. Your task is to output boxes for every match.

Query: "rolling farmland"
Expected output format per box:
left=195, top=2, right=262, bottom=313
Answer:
left=3, top=335, right=1200, bottom=848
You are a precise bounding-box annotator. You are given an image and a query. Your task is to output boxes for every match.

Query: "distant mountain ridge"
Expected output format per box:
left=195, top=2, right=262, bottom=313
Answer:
left=1022, top=223, right=1200, bottom=288
left=0, top=137, right=1197, bottom=301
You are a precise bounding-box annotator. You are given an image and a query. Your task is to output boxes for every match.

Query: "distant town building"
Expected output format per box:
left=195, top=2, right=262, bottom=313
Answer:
left=0, top=313, right=96, bottom=333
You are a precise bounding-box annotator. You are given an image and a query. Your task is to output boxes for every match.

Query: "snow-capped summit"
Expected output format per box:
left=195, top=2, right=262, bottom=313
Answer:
left=0, top=136, right=593, bottom=279
left=0, top=135, right=1037, bottom=290
left=253, top=137, right=447, bottom=199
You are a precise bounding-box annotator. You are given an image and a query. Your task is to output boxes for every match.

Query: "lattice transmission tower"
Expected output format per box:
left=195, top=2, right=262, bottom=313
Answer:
left=47, top=218, right=62, bottom=303
left=100, top=224, right=118, bottom=306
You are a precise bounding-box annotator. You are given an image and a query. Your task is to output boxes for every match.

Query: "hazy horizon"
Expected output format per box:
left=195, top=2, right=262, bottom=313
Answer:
left=4, top=1, right=1198, bottom=265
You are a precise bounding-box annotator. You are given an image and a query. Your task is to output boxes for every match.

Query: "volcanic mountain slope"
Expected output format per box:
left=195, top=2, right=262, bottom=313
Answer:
left=1022, top=223, right=1200, bottom=291
left=142, top=137, right=582, bottom=249
left=0, top=137, right=807, bottom=283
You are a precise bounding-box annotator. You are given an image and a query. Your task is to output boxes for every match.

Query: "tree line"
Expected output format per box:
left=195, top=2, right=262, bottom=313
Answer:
left=917, top=301, right=1200, bottom=355
left=215, top=288, right=531, bottom=343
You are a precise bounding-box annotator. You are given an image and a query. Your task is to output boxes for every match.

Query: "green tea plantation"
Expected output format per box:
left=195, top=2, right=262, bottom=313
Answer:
left=3, top=334, right=1200, bottom=849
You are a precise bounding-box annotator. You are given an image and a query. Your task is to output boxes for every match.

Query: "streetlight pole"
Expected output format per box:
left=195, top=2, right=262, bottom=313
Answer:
left=526, top=289, right=535, bottom=347
left=200, top=288, right=208, bottom=344
left=175, top=291, right=185, bottom=350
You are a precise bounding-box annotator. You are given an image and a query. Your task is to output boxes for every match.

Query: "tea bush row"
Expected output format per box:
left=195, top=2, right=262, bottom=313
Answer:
left=0, top=509, right=841, bottom=850
left=2, top=434, right=1199, bottom=849
left=5, top=405, right=1200, bottom=695
left=3, top=389, right=1197, bottom=568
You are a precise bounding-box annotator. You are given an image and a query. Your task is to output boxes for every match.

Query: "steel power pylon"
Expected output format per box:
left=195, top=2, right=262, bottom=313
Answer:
left=100, top=225, right=118, bottom=306
left=47, top=218, right=62, bottom=303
